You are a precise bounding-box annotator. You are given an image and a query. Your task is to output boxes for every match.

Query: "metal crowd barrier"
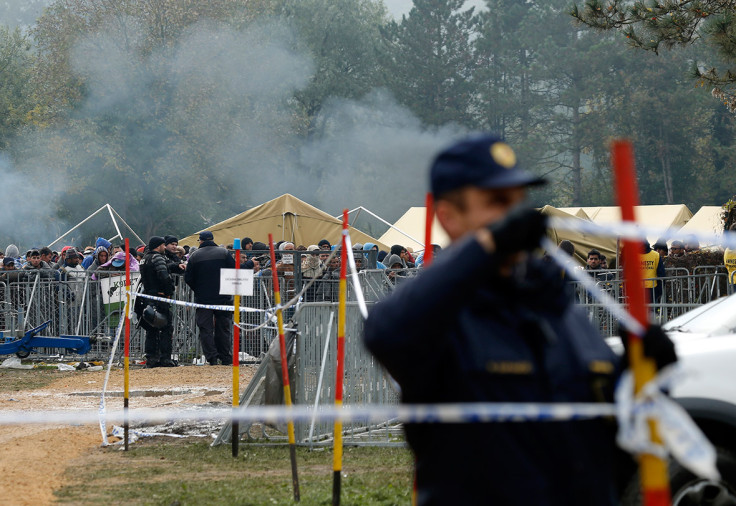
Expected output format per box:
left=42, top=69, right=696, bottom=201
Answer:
left=292, top=302, right=400, bottom=446
left=0, top=263, right=417, bottom=362
left=572, top=267, right=730, bottom=336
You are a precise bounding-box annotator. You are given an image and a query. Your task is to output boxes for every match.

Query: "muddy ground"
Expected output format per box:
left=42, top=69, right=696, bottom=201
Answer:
left=0, top=364, right=257, bottom=505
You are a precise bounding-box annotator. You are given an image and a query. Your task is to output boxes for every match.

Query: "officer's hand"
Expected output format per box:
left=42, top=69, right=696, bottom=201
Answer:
left=620, top=324, right=678, bottom=371
left=487, top=206, right=548, bottom=257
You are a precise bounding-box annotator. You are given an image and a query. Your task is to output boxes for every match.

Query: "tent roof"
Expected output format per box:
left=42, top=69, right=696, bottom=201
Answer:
left=559, top=204, right=692, bottom=244
left=180, top=194, right=387, bottom=249
left=541, top=206, right=619, bottom=265
left=676, top=206, right=724, bottom=246
left=378, top=207, right=450, bottom=251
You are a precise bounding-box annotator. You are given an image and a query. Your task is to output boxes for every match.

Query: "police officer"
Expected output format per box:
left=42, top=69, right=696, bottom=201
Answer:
left=363, top=134, right=673, bottom=505
left=184, top=231, right=236, bottom=365
left=140, top=236, right=176, bottom=368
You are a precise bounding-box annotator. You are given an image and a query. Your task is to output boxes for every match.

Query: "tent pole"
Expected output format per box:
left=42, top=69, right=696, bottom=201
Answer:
left=109, top=206, right=145, bottom=246
left=107, top=204, right=123, bottom=244
left=48, top=205, right=109, bottom=248
left=341, top=206, right=426, bottom=247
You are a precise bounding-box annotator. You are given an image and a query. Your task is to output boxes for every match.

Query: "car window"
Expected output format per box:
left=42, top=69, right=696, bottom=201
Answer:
left=663, top=294, right=736, bottom=335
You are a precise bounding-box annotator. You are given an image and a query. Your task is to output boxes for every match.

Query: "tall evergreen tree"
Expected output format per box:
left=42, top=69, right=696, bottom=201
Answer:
left=382, top=0, right=478, bottom=126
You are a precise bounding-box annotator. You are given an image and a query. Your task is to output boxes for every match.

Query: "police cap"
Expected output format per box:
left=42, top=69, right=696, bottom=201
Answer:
left=430, top=134, right=545, bottom=198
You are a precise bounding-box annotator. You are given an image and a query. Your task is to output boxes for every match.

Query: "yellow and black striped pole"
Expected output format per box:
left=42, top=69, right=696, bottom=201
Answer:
left=332, top=210, right=348, bottom=506
left=232, top=239, right=241, bottom=458
left=123, top=238, right=131, bottom=451
left=268, top=234, right=300, bottom=502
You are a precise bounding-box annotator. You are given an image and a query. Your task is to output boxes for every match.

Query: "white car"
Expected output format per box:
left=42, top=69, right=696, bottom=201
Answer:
left=612, top=295, right=736, bottom=505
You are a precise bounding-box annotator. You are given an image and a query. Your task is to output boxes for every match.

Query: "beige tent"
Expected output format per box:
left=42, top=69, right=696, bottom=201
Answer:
left=378, top=207, right=450, bottom=251
left=559, top=205, right=692, bottom=245
left=180, top=194, right=387, bottom=249
left=541, top=206, right=619, bottom=266
left=676, top=206, right=724, bottom=247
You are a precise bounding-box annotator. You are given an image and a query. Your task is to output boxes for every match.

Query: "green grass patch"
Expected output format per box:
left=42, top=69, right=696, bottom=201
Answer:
left=0, top=369, right=63, bottom=391
left=55, top=439, right=413, bottom=505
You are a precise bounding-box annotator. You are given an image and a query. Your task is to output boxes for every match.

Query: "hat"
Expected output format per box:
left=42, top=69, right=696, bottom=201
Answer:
left=164, top=235, right=178, bottom=245
left=430, top=134, right=545, bottom=198
left=65, top=248, right=78, bottom=259
left=252, top=241, right=267, bottom=251
left=28, top=249, right=40, bottom=257
left=83, top=247, right=95, bottom=255
left=3, top=257, right=14, bottom=266
left=199, top=231, right=214, bottom=241
left=111, top=258, right=125, bottom=267
left=148, top=236, right=165, bottom=250
left=307, top=245, right=319, bottom=251
left=318, top=239, right=331, bottom=248
left=242, top=237, right=253, bottom=246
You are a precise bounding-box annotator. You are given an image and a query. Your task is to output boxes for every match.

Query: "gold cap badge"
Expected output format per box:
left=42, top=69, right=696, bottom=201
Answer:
left=490, top=142, right=516, bottom=169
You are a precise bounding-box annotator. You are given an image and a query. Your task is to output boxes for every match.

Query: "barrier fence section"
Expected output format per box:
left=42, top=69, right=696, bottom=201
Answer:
left=292, top=302, right=400, bottom=446
left=1, top=264, right=730, bottom=354
left=0, top=265, right=414, bottom=362
left=572, top=267, right=730, bottom=336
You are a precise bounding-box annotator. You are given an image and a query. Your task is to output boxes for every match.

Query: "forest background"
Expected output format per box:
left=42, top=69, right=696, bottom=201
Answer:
left=1, top=0, right=734, bottom=245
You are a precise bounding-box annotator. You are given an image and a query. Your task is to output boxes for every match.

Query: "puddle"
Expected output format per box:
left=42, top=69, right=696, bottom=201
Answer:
left=69, top=389, right=224, bottom=398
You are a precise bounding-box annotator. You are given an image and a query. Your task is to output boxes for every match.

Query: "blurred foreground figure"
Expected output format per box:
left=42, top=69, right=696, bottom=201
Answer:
left=364, top=134, right=626, bottom=505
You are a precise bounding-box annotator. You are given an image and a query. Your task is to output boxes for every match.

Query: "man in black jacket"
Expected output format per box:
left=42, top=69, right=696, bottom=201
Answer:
left=184, top=231, right=236, bottom=365
left=140, top=236, right=176, bottom=368
left=164, top=235, right=186, bottom=275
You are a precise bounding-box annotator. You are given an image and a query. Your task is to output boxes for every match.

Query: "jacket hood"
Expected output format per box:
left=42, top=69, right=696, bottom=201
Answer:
left=384, top=254, right=404, bottom=269
left=95, top=237, right=112, bottom=249
left=99, top=251, right=140, bottom=271
left=4, top=244, right=19, bottom=258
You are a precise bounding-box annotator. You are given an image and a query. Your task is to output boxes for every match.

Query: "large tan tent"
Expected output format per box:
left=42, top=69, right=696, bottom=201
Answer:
left=558, top=205, right=693, bottom=245
left=180, top=194, right=387, bottom=249
left=676, top=206, right=724, bottom=247
left=378, top=207, right=450, bottom=251
left=541, top=206, right=619, bottom=265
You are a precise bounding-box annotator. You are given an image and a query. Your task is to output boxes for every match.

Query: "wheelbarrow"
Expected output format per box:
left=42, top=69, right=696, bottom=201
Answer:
left=0, top=320, right=92, bottom=359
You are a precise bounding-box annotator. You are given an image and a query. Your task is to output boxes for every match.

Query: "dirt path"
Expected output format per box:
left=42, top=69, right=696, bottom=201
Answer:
left=0, top=364, right=257, bottom=505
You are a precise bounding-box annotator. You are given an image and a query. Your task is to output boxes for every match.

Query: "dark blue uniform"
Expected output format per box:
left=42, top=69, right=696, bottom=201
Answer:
left=363, top=236, right=622, bottom=505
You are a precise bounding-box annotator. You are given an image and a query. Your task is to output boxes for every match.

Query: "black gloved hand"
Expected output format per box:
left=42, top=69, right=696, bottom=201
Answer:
left=620, top=324, right=678, bottom=371
left=488, top=206, right=548, bottom=257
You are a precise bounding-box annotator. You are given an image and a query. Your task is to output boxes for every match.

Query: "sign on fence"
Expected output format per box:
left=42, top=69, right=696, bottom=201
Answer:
left=99, top=273, right=140, bottom=327
left=219, top=269, right=254, bottom=296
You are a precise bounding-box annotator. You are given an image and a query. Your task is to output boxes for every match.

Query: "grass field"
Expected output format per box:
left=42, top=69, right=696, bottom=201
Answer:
left=55, top=439, right=413, bottom=505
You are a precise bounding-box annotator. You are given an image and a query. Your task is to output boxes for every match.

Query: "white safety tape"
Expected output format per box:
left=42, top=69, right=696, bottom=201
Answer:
left=541, top=238, right=645, bottom=336
left=616, top=365, right=720, bottom=481
left=0, top=402, right=617, bottom=426
left=549, top=216, right=736, bottom=249
left=134, top=292, right=267, bottom=313
left=343, top=233, right=369, bottom=320
left=99, top=309, right=127, bottom=446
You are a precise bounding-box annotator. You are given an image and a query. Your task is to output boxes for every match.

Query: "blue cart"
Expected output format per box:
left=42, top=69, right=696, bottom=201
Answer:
left=0, top=320, right=92, bottom=359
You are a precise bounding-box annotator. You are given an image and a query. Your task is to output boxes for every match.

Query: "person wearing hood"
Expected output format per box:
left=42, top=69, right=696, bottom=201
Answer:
left=362, top=243, right=386, bottom=269
left=383, top=253, right=406, bottom=286
left=4, top=244, right=19, bottom=269
left=87, top=246, right=110, bottom=273
left=82, top=238, right=112, bottom=269
left=93, top=251, right=140, bottom=279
